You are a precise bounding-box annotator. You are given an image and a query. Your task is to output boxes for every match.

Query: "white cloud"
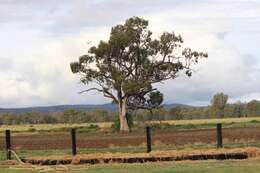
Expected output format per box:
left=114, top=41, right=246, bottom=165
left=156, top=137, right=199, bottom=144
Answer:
left=0, top=26, right=111, bottom=107
left=145, top=5, right=260, bottom=105
left=0, top=0, right=260, bottom=107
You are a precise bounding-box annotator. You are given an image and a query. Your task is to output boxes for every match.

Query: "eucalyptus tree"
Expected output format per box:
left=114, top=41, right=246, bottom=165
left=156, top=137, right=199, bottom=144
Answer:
left=70, top=17, right=207, bottom=132
left=211, top=93, right=228, bottom=118
left=247, top=100, right=259, bottom=116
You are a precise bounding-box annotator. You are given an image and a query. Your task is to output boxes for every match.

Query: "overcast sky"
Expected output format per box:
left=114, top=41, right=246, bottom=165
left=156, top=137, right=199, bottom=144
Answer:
left=0, top=0, right=260, bottom=108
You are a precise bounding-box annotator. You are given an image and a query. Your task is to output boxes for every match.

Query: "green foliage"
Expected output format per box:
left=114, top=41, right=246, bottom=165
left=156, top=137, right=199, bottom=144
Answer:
left=27, top=128, right=36, bottom=132
left=169, top=106, right=183, bottom=120
left=247, top=100, right=259, bottom=116
left=250, top=119, right=260, bottom=123
left=211, top=92, right=229, bottom=118
left=110, top=117, right=120, bottom=132
left=151, top=123, right=213, bottom=130
left=77, top=124, right=100, bottom=133
left=233, top=101, right=244, bottom=118
left=1, top=100, right=260, bottom=126
left=147, top=91, right=163, bottom=108
left=151, top=123, right=172, bottom=129
left=70, top=16, right=207, bottom=131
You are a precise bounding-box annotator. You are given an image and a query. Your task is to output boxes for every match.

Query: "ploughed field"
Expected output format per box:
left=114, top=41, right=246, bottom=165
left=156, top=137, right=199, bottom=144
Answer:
left=1, top=127, right=260, bottom=150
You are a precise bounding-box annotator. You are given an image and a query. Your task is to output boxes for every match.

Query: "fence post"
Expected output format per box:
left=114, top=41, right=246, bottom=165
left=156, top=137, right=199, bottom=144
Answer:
left=71, top=128, right=77, bottom=155
left=5, top=130, right=11, bottom=160
left=216, top=123, right=223, bottom=148
left=146, top=126, right=152, bottom=153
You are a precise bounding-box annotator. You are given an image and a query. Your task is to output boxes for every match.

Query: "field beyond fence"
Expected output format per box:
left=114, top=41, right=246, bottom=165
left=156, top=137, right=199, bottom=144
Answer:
left=1, top=117, right=260, bottom=162
left=1, top=117, right=260, bottom=133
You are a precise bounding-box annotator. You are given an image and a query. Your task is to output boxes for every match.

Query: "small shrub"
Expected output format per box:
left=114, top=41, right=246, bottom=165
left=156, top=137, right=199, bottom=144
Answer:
left=89, top=124, right=99, bottom=129
left=151, top=123, right=172, bottom=129
left=250, top=120, right=260, bottom=123
left=181, top=123, right=197, bottom=129
left=28, top=128, right=36, bottom=132
left=78, top=124, right=99, bottom=133
left=111, top=117, right=120, bottom=132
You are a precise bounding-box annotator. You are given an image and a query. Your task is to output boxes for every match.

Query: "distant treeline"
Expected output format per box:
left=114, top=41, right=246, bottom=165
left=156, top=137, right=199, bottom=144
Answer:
left=0, top=98, right=260, bottom=125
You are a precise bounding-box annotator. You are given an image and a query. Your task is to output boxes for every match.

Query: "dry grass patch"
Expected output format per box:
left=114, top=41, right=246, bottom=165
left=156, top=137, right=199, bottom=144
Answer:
left=149, top=117, right=260, bottom=125
left=22, top=147, right=260, bottom=165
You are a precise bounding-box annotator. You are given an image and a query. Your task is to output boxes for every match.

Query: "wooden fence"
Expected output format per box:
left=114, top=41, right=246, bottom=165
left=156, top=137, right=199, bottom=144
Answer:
left=3, top=124, right=223, bottom=160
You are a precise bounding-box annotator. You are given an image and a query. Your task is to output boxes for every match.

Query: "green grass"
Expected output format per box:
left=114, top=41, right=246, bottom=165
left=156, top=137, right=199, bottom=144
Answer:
left=1, top=159, right=260, bottom=173
left=0, top=165, right=28, bottom=173
left=80, top=159, right=260, bottom=173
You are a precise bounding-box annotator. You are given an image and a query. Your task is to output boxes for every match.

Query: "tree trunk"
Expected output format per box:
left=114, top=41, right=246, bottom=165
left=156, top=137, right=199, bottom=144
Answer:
left=119, top=98, right=130, bottom=132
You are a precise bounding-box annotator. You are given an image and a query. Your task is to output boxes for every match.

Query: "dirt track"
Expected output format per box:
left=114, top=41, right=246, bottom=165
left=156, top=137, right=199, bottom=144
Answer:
left=1, top=127, right=260, bottom=150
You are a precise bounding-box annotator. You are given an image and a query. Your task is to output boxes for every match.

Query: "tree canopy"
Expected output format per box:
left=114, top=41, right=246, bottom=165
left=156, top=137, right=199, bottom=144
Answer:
left=211, top=92, right=228, bottom=118
left=70, top=16, right=207, bottom=131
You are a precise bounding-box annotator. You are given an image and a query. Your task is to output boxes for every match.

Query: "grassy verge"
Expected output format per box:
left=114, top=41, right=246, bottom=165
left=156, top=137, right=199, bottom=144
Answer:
left=77, top=159, right=260, bottom=173
left=1, top=158, right=260, bottom=173
left=0, top=165, right=27, bottom=173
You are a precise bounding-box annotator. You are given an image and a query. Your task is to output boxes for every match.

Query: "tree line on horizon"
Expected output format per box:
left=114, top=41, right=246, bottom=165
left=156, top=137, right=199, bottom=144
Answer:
left=0, top=93, right=260, bottom=125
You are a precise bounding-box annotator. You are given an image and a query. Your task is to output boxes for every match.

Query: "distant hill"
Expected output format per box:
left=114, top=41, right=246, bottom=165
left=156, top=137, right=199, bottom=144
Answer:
left=0, top=103, right=190, bottom=113
left=163, top=103, right=191, bottom=109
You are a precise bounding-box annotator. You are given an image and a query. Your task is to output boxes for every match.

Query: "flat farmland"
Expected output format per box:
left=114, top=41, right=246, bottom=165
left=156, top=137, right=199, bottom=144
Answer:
left=1, top=117, right=260, bottom=133
left=1, top=126, right=260, bottom=150
left=1, top=119, right=260, bottom=172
